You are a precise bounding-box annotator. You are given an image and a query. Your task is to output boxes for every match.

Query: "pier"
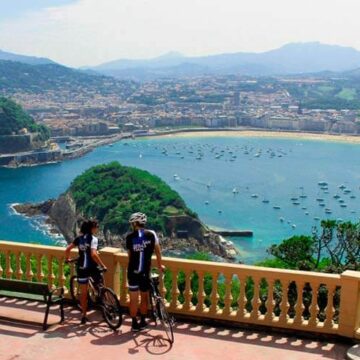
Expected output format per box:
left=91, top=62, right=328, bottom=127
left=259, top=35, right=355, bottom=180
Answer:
left=211, top=229, right=253, bottom=237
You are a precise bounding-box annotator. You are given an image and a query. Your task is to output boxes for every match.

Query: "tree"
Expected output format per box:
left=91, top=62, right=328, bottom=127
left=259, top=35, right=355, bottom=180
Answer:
left=266, top=220, right=360, bottom=273
left=268, top=235, right=315, bottom=270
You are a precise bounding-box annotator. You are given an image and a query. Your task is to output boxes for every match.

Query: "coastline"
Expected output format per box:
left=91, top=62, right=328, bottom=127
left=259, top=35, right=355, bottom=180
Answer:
left=3, top=128, right=359, bottom=169
left=148, top=128, right=360, bottom=144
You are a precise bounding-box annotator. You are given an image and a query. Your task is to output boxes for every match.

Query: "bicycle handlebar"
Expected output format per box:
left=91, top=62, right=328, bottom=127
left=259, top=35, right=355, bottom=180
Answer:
left=65, top=257, right=79, bottom=264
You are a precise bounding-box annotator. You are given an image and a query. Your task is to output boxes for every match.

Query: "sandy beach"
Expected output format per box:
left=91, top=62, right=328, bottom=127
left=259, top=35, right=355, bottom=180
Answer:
left=151, top=129, right=360, bottom=144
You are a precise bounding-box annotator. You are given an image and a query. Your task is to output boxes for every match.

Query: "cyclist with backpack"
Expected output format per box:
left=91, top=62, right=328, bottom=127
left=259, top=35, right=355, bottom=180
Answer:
left=126, top=212, right=165, bottom=332
left=65, top=219, right=107, bottom=324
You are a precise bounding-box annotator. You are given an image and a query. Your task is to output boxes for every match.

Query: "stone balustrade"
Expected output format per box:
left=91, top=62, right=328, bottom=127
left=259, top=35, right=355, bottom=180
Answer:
left=1, top=241, right=360, bottom=339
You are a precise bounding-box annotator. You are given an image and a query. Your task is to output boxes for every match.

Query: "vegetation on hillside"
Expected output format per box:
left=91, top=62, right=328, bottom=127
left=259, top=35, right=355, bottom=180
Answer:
left=70, top=162, right=197, bottom=234
left=284, top=76, right=360, bottom=110
left=258, top=220, right=360, bottom=273
left=0, top=97, right=50, bottom=140
left=0, top=60, right=137, bottom=96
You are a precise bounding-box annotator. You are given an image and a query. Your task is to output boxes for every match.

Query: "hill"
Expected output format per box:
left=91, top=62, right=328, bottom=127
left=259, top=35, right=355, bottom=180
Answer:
left=0, top=60, right=137, bottom=96
left=69, top=162, right=197, bottom=234
left=13, top=162, right=239, bottom=260
left=90, top=42, right=360, bottom=80
left=0, top=97, right=49, bottom=139
left=0, top=49, right=55, bottom=65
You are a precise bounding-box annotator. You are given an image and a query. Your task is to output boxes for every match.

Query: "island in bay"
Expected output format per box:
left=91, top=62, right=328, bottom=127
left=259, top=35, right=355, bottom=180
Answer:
left=14, top=162, right=239, bottom=261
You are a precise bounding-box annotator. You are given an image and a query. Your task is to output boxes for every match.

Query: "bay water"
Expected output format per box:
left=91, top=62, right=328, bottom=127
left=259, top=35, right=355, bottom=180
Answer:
left=0, top=135, right=359, bottom=263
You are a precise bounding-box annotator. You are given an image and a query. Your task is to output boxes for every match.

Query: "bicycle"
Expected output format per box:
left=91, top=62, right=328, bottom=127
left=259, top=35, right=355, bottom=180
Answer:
left=66, top=258, right=122, bottom=330
left=149, top=271, right=175, bottom=344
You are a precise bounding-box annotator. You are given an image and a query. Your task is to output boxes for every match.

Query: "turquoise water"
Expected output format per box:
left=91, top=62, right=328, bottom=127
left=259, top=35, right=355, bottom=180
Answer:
left=1, top=135, right=359, bottom=263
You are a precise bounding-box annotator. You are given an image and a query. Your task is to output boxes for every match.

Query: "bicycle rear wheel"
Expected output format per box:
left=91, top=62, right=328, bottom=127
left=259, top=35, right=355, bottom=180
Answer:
left=157, top=298, right=174, bottom=344
left=100, top=287, right=122, bottom=330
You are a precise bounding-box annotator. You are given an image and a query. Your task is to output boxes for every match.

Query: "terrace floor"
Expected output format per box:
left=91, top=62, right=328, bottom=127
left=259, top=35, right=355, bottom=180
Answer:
left=0, top=297, right=349, bottom=360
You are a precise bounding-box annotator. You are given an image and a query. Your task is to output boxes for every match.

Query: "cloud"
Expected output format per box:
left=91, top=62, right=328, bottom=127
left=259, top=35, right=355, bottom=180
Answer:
left=0, top=0, right=359, bottom=67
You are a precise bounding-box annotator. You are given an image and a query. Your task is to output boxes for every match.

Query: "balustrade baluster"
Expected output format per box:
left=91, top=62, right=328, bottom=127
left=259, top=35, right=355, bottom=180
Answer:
left=25, top=253, right=33, bottom=281
left=324, top=284, right=337, bottom=330
left=183, top=271, right=193, bottom=311
left=58, top=256, right=66, bottom=290
left=265, top=279, right=275, bottom=322
left=294, top=281, right=305, bottom=325
left=196, top=271, right=205, bottom=313
left=170, top=270, right=180, bottom=311
left=237, top=276, right=246, bottom=319
left=308, top=282, right=320, bottom=327
left=5, top=251, right=13, bottom=279
left=279, top=279, right=290, bottom=324
left=250, top=277, right=261, bottom=320
left=15, top=252, right=23, bottom=280
left=47, top=255, right=55, bottom=287
left=36, top=254, right=44, bottom=282
left=223, top=273, right=233, bottom=317
left=159, top=271, right=166, bottom=300
left=0, top=253, right=3, bottom=277
left=209, top=272, right=219, bottom=315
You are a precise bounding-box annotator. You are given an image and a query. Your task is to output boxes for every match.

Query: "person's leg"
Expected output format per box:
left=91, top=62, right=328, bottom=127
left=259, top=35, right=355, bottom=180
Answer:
left=140, top=291, right=149, bottom=316
left=139, top=273, right=150, bottom=328
left=139, top=291, right=149, bottom=328
left=128, top=272, right=141, bottom=331
left=129, top=290, right=139, bottom=318
left=129, top=290, right=141, bottom=331
left=79, top=283, right=88, bottom=322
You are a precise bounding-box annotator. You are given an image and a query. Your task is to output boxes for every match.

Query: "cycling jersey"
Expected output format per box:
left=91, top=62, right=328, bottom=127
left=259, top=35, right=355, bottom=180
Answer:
left=73, top=234, right=99, bottom=284
left=126, top=229, right=159, bottom=290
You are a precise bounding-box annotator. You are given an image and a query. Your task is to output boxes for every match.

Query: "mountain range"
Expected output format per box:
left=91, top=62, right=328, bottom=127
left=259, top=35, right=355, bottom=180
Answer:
left=0, top=49, right=54, bottom=65
left=0, top=60, right=136, bottom=95
left=89, top=42, right=360, bottom=80
left=2, top=42, right=360, bottom=83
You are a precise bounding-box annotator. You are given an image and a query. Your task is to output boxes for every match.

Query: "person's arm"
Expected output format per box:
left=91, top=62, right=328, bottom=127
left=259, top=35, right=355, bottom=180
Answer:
left=65, top=243, right=76, bottom=261
left=91, top=249, right=106, bottom=268
left=90, top=236, right=107, bottom=269
left=154, top=243, right=165, bottom=272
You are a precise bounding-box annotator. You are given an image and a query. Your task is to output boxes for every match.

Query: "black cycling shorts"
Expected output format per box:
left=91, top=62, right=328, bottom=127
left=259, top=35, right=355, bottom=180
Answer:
left=77, top=267, right=102, bottom=285
left=128, top=271, right=150, bottom=292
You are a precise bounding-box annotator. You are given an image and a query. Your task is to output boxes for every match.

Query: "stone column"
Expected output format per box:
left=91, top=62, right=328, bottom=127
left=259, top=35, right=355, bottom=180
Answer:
left=338, top=270, right=360, bottom=338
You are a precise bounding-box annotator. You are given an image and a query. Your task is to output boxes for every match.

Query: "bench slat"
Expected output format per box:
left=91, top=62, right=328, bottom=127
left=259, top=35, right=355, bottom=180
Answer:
left=0, top=290, right=45, bottom=301
left=0, top=279, right=49, bottom=296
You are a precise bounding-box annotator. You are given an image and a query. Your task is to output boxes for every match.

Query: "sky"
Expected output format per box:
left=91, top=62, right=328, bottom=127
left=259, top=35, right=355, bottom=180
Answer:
left=0, top=0, right=359, bottom=68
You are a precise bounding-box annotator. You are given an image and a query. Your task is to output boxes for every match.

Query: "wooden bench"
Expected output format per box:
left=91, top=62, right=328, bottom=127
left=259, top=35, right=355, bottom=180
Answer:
left=0, top=278, right=64, bottom=330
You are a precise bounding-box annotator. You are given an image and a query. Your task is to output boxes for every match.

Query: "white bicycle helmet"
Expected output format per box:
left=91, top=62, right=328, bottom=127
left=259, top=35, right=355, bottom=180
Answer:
left=129, top=212, right=147, bottom=225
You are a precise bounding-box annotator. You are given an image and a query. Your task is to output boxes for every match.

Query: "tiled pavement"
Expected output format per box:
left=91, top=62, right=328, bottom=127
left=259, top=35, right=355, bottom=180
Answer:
left=0, top=297, right=349, bottom=360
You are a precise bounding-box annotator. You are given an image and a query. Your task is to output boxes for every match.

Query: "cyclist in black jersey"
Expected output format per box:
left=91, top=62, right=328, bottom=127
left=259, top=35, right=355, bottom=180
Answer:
left=65, top=220, right=107, bottom=324
left=126, top=212, right=164, bottom=332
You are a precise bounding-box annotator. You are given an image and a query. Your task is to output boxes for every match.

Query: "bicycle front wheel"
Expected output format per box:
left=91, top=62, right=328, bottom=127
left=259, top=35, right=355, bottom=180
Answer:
left=100, top=287, right=122, bottom=330
left=157, top=298, right=174, bottom=344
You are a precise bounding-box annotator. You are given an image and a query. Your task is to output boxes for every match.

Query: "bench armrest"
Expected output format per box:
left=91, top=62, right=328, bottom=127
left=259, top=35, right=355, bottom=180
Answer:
left=50, top=287, right=64, bottom=298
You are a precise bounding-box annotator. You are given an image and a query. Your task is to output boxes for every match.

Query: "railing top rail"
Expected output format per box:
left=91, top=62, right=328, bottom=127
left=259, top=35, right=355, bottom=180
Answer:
left=111, top=249, right=341, bottom=282
left=0, top=240, right=70, bottom=256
